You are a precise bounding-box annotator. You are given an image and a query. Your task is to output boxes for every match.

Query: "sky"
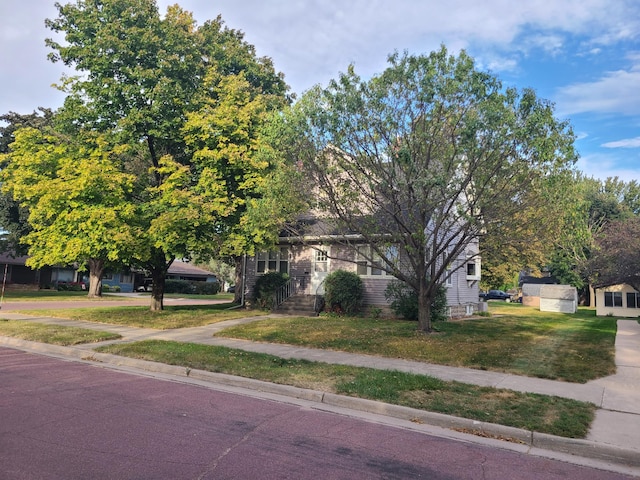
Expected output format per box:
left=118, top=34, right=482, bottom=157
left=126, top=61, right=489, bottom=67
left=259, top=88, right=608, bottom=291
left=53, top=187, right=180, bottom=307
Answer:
left=1, top=0, right=640, bottom=182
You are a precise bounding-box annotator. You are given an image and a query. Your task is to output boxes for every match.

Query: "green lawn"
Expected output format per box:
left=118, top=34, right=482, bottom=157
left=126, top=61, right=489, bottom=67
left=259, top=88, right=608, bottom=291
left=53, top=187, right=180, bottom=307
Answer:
left=215, top=304, right=616, bottom=383
left=0, top=319, right=121, bottom=345
left=97, top=339, right=595, bottom=439
left=1, top=290, right=129, bottom=301
left=13, top=303, right=265, bottom=329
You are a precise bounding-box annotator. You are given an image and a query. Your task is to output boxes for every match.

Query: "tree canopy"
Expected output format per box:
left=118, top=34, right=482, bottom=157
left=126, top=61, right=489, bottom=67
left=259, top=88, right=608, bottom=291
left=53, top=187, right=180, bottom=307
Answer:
left=23, top=0, right=295, bottom=309
left=292, top=47, right=577, bottom=331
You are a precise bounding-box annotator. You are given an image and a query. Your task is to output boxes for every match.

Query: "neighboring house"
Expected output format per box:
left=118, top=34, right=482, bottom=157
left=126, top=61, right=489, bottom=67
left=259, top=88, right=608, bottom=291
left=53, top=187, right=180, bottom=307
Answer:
left=594, top=283, right=640, bottom=318
left=0, top=252, right=77, bottom=289
left=105, top=261, right=218, bottom=293
left=243, top=218, right=481, bottom=317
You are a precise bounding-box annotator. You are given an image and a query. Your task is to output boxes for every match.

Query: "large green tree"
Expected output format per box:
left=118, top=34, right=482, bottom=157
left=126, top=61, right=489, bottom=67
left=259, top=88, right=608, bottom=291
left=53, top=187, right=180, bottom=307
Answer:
left=44, top=0, right=290, bottom=310
left=293, top=47, right=577, bottom=332
left=1, top=127, right=141, bottom=297
left=0, top=109, right=54, bottom=255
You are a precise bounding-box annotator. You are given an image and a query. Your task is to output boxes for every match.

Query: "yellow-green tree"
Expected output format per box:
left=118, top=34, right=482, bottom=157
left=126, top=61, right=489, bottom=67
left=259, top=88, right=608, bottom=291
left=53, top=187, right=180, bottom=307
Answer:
left=44, top=0, right=291, bottom=310
left=1, top=127, right=141, bottom=297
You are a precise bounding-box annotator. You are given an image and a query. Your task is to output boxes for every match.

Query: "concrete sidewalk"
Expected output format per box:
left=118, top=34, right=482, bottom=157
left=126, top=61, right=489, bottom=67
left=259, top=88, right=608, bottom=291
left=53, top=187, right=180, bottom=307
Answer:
left=1, top=312, right=639, bottom=473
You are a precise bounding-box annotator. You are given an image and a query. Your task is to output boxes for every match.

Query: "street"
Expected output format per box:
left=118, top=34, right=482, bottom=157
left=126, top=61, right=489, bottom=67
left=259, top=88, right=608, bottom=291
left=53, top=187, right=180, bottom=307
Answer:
left=0, top=347, right=634, bottom=480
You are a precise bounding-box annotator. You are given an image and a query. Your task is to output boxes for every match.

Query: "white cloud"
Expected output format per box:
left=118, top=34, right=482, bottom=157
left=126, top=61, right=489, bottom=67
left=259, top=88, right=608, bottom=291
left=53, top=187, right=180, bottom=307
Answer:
left=555, top=68, right=640, bottom=117
left=602, top=137, right=640, bottom=148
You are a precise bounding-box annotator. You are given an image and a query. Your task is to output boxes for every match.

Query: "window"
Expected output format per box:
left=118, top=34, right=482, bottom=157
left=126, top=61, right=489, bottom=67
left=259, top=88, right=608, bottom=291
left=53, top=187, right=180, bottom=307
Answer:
left=314, top=249, right=328, bottom=273
left=605, top=292, right=623, bottom=307
left=121, top=273, right=133, bottom=284
left=356, top=245, right=392, bottom=277
left=256, top=247, right=289, bottom=274
left=103, top=272, right=114, bottom=281
left=627, top=292, right=640, bottom=309
left=443, top=251, right=453, bottom=287
left=465, top=251, right=481, bottom=281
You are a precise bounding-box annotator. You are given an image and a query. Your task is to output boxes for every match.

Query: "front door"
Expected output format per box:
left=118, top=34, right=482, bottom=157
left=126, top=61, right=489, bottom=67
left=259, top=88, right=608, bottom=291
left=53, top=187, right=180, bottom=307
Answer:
left=310, top=248, right=329, bottom=295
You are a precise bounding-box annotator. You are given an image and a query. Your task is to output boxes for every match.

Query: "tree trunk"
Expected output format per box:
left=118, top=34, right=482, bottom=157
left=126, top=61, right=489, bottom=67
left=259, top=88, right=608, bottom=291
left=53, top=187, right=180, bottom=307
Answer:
left=417, top=277, right=432, bottom=333
left=233, top=256, right=244, bottom=304
left=147, top=249, right=171, bottom=312
left=589, top=284, right=596, bottom=308
left=87, top=258, right=105, bottom=299
left=150, top=268, right=166, bottom=312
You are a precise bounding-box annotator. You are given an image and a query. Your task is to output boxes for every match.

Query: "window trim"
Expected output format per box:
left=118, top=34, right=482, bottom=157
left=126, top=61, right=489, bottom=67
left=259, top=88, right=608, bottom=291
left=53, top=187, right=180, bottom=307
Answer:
left=256, top=247, right=289, bottom=275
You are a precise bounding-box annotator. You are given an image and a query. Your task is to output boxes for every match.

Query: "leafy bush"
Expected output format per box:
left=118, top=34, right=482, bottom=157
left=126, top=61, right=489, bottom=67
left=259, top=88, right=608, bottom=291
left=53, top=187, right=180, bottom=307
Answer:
left=193, top=281, right=220, bottom=295
left=384, top=280, right=448, bottom=322
left=253, top=272, right=289, bottom=309
left=165, top=279, right=195, bottom=294
left=323, top=270, right=363, bottom=314
left=57, top=281, right=86, bottom=291
left=163, top=279, right=221, bottom=295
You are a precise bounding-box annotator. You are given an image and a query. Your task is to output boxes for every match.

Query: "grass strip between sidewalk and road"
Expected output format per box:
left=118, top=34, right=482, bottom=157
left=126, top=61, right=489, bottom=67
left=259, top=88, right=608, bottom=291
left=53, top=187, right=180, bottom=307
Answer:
left=12, top=303, right=264, bottom=329
left=0, top=319, right=121, bottom=345
left=95, top=339, right=595, bottom=439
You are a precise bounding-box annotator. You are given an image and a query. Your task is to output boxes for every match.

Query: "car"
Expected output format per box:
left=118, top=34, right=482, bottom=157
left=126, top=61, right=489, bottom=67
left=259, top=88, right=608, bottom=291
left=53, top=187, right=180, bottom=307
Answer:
left=226, top=285, right=235, bottom=293
left=479, top=289, right=512, bottom=301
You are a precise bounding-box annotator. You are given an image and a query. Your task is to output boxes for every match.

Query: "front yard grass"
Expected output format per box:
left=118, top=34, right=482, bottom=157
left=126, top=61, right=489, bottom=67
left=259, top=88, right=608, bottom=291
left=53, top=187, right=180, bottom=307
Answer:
left=13, top=303, right=264, bottom=329
left=215, top=304, right=616, bottom=383
left=96, top=339, right=595, bottom=439
left=0, top=319, right=121, bottom=345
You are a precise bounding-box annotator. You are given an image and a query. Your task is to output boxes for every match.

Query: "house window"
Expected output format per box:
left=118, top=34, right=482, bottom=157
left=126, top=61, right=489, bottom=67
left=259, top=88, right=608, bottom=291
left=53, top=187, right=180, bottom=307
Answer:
left=465, top=251, right=481, bottom=281
left=605, top=292, right=623, bottom=307
left=103, top=272, right=114, bottom=281
left=121, top=273, right=133, bottom=284
left=356, top=245, right=392, bottom=277
left=443, top=251, right=453, bottom=287
left=256, top=247, right=289, bottom=274
left=314, top=249, right=328, bottom=273
left=466, top=262, right=476, bottom=276
left=627, top=292, right=640, bottom=308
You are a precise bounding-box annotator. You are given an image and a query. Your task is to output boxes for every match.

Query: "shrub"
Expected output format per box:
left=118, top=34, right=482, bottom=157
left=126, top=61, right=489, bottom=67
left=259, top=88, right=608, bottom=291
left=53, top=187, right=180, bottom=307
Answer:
left=253, top=272, right=289, bottom=309
left=384, top=280, right=448, bottom=322
left=193, top=281, right=221, bottom=295
left=323, top=270, right=363, bottom=315
left=165, top=279, right=195, bottom=294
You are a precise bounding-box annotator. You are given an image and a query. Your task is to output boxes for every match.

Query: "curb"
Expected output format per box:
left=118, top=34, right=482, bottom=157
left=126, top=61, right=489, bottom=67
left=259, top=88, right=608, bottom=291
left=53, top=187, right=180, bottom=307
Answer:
left=2, top=336, right=640, bottom=473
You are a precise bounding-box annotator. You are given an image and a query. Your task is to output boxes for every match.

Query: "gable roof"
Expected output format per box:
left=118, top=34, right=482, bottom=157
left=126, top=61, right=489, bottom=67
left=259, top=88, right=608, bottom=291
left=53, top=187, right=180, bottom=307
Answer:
left=168, top=260, right=216, bottom=279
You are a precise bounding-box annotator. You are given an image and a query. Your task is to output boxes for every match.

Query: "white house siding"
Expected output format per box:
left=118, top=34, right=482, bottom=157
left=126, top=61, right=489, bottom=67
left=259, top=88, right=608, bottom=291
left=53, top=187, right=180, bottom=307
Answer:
left=595, top=283, right=640, bottom=318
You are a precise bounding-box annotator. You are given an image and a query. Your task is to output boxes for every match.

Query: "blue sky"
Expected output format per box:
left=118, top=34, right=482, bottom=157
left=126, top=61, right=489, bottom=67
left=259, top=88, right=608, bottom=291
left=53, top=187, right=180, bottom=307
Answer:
left=2, top=0, right=639, bottom=181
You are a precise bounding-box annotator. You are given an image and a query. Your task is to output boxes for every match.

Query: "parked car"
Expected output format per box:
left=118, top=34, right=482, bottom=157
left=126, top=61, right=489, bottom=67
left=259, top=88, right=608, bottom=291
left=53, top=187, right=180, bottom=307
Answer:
left=226, top=285, right=235, bottom=293
left=479, top=289, right=512, bottom=302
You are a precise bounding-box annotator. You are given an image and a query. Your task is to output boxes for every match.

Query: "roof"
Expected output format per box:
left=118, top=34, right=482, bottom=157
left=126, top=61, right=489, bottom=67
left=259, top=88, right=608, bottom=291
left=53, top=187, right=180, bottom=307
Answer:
left=168, top=261, right=216, bottom=278
left=0, top=252, right=29, bottom=265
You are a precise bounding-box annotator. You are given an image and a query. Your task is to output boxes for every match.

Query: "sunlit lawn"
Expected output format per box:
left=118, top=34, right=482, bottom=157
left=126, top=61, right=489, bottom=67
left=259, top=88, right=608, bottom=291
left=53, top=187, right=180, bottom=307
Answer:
left=215, top=304, right=616, bottom=383
left=12, top=303, right=265, bottom=329
left=0, top=319, right=121, bottom=345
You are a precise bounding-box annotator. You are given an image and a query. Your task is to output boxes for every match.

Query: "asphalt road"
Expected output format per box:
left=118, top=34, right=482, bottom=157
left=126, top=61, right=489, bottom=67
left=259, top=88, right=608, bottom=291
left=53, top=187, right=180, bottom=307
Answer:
left=1, top=347, right=634, bottom=480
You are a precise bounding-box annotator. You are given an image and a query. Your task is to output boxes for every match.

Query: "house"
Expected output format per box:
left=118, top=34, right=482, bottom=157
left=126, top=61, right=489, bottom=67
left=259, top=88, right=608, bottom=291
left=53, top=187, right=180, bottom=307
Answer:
left=243, top=217, right=481, bottom=317
left=0, top=252, right=77, bottom=289
left=105, top=261, right=218, bottom=293
left=594, top=283, right=640, bottom=318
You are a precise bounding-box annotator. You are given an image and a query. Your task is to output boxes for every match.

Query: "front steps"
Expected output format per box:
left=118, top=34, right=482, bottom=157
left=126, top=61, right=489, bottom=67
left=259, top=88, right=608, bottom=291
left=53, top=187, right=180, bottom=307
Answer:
left=275, top=294, right=320, bottom=316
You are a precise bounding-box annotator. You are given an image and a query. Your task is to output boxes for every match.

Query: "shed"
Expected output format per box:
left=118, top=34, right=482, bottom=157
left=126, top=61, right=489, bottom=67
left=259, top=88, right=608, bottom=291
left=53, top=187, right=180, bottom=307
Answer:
left=539, top=284, right=578, bottom=313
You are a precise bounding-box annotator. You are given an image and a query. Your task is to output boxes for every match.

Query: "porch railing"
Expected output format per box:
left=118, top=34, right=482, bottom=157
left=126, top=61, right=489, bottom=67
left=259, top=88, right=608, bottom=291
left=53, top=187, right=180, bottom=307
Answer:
left=274, top=277, right=297, bottom=308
